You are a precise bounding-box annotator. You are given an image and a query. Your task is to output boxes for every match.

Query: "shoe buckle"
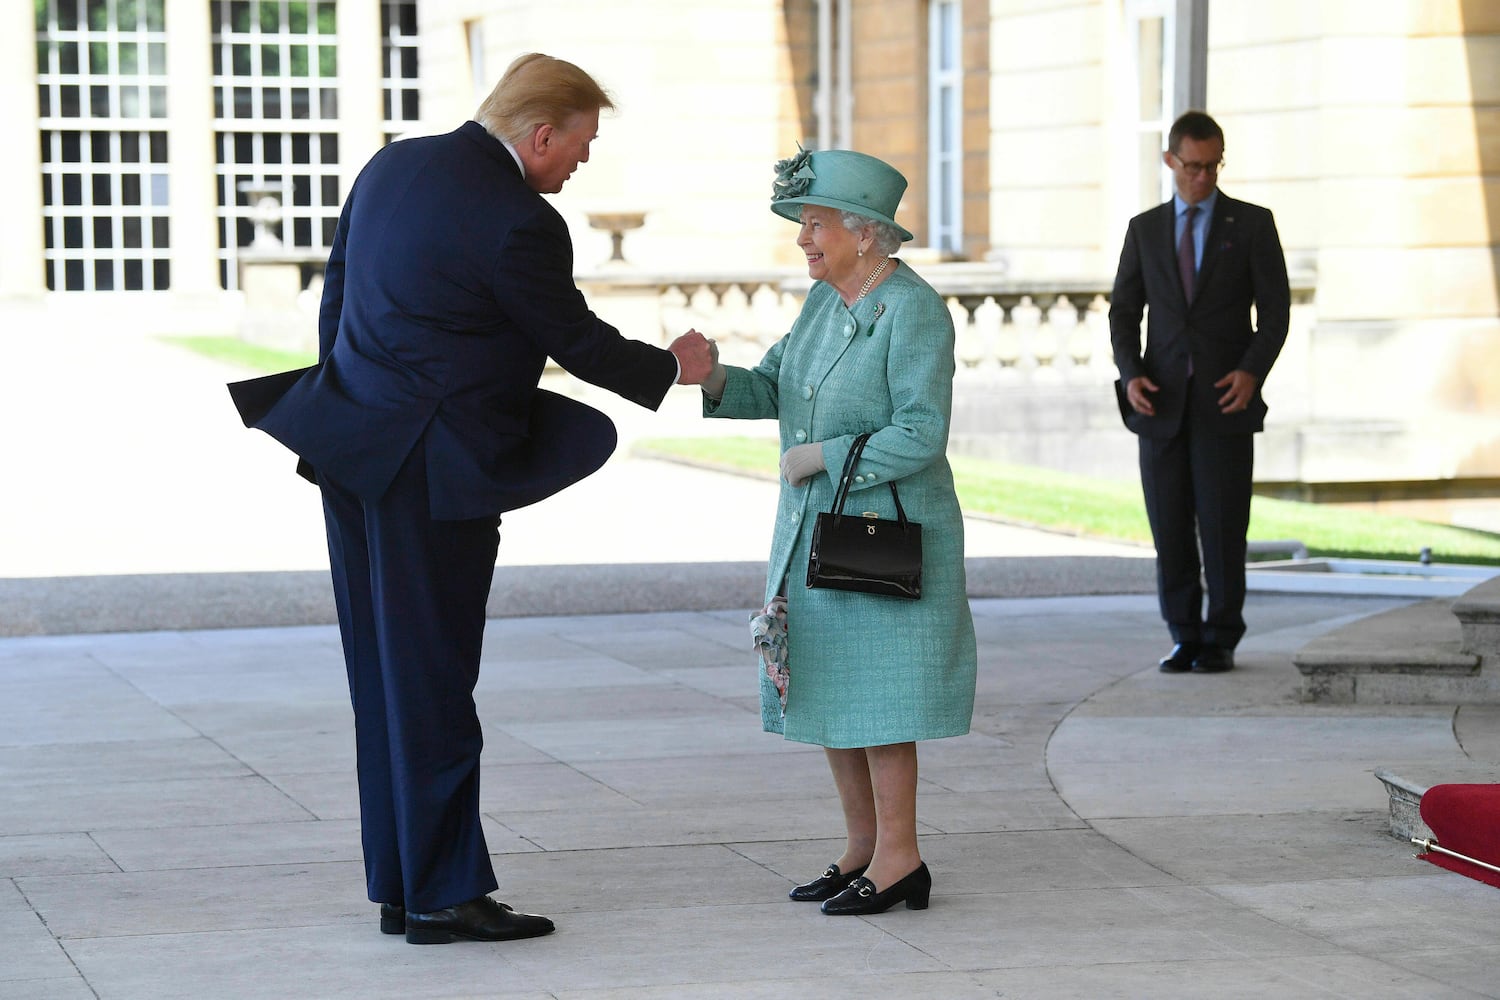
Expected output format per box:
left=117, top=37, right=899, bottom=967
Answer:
left=857, top=882, right=873, bottom=897
left=823, top=866, right=838, bottom=879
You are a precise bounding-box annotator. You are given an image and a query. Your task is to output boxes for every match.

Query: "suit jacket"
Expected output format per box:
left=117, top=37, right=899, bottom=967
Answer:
left=1109, top=191, right=1290, bottom=438
left=232, top=121, right=677, bottom=519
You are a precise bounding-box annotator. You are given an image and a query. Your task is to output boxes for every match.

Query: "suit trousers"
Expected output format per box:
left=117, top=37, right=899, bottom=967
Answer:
left=320, top=439, right=501, bottom=913
left=1138, top=410, right=1254, bottom=650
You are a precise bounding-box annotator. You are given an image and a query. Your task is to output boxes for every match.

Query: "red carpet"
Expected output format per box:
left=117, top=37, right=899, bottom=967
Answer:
left=1418, top=783, right=1500, bottom=889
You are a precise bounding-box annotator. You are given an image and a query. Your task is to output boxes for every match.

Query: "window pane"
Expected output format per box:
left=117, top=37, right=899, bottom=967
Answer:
left=1137, top=18, right=1164, bottom=120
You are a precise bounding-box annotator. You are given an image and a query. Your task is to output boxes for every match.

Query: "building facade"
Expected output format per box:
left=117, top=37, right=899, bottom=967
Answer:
left=2, top=1, right=1498, bottom=502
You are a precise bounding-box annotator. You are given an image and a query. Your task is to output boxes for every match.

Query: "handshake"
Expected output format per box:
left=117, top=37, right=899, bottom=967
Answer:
left=668, top=329, right=726, bottom=397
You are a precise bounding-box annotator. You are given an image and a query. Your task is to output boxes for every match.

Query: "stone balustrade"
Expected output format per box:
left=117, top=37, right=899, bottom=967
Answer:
left=579, top=264, right=1315, bottom=390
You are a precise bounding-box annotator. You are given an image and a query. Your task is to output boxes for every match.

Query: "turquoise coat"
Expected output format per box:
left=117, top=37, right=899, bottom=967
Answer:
left=705, top=262, right=977, bottom=748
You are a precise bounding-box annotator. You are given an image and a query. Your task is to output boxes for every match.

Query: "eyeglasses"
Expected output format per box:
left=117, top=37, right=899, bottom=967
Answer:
left=1173, top=155, right=1224, bottom=177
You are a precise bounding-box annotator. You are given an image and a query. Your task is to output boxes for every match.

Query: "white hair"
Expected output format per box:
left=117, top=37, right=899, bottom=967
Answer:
left=839, top=211, right=903, bottom=256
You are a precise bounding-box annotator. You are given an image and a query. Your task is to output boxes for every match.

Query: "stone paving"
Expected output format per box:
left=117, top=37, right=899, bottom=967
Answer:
left=3, top=327, right=1500, bottom=998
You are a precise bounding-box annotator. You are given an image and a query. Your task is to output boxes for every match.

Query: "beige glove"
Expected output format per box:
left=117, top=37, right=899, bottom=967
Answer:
left=780, top=442, right=825, bottom=487
left=701, top=338, right=726, bottom=399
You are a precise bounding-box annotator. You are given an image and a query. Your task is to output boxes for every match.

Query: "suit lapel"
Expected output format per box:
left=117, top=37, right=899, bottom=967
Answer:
left=1154, top=201, right=1191, bottom=308
left=1194, top=194, right=1236, bottom=299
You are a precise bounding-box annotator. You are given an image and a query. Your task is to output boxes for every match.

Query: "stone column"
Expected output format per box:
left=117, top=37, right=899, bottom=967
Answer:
left=164, top=0, right=221, bottom=299
left=338, top=0, right=385, bottom=204
left=0, top=2, right=46, bottom=299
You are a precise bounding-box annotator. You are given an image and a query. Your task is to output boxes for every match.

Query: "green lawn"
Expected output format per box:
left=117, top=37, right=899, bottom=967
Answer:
left=635, top=436, right=1500, bottom=565
left=162, top=335, right=316, bottom=373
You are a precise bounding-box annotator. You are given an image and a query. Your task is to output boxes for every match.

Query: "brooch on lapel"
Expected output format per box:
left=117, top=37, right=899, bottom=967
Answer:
left=865, top=301, right=886, bottom=335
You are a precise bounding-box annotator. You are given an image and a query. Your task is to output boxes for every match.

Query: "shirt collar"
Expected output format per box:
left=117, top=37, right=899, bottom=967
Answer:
left=1174, top=189, right=1217, bottom=218
left=500, top=137, right=525, bottom=178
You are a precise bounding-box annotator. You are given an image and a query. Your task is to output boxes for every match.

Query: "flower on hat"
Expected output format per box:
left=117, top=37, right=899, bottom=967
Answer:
left=772, top=145, right=815, bottom=201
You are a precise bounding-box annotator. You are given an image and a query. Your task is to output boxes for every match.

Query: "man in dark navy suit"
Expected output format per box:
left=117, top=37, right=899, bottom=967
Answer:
left=1110, top=110, right=1290, bottom=677
left=231, top=53, right=715, bottom=944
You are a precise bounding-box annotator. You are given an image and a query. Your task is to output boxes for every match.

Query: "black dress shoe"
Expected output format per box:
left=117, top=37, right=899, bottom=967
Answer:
left=1192, top=646, right=1235, bottom=673
left=1159, top=642, right=1200, bottom=673
left=789, top=862, right=868, bottom=902
left=821, top=862, right=931, bottom=915
left=405, top=895, right=555, bottom=945
left=379, top=903, right=404, bottom=935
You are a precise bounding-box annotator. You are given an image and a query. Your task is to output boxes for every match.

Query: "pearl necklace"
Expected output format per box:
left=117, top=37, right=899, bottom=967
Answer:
left=855, top=257, right=889, bottom=302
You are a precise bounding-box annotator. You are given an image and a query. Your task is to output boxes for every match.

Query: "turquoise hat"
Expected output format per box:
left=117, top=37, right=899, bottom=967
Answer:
left=770, top=146, right=914, bottom=242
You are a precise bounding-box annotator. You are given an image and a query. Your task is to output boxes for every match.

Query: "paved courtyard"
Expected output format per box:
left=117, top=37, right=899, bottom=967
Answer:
left=3, top=326, right=1499, bottom=998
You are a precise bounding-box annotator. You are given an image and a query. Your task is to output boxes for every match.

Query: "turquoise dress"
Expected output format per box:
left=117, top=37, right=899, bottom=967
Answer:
left=706, top=262, right=977, bottom=748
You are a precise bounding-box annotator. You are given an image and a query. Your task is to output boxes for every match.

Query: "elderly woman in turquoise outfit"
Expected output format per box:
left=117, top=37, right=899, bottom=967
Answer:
left=702, top=148, right=977, bottom=916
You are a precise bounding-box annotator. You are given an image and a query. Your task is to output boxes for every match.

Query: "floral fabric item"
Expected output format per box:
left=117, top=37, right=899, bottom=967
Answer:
left=750, top=596, right=789, bottom=716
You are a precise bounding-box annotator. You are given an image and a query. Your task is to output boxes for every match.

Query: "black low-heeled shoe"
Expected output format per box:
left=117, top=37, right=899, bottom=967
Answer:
left=379, top=903, right=405, bottom=935
left=820, top=862, right=931, bottom=915
left=789, top=862, right=868, bottom=902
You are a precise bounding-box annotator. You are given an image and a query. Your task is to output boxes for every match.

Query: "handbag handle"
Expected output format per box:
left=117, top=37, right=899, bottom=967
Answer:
left=828, top=433, right=911, bottom=530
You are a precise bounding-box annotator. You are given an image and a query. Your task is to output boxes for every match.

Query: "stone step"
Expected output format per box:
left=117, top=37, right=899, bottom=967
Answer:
left=1293, top=598, right=1488, bottom=703
left=1374, top=770, right=1432, bottom=842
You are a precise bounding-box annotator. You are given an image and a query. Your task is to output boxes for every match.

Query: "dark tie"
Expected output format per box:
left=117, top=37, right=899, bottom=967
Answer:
left=1178, top=205, right=1198, bottom=302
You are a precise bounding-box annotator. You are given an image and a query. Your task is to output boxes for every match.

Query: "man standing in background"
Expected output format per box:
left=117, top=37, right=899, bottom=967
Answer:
left=1109, top=110, right=1290, bottom=676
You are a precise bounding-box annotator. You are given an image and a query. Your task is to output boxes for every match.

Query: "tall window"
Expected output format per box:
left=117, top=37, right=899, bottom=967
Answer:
left=1127, top=0, right=1173, bottom=208
left=382, top=0, right=419, bottom=142
left=210, top=0, right=342, bottom=290
left=927, top=0, right=962, bottom=253
left=36, top=0, right=171, bottom=291
left=1124, top=0, right=1207, bottom=209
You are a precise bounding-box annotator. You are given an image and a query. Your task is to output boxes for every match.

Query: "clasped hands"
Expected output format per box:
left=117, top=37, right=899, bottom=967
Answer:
left=664, top=329, right=824, bottom=485
left=667, top=329, right=725, bottom=395
left=1127, top=369, right=1257, bottom=416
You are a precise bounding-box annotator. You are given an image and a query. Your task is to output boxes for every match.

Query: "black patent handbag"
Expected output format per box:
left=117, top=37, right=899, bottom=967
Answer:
left=806, top=433, right=923, bottom=600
